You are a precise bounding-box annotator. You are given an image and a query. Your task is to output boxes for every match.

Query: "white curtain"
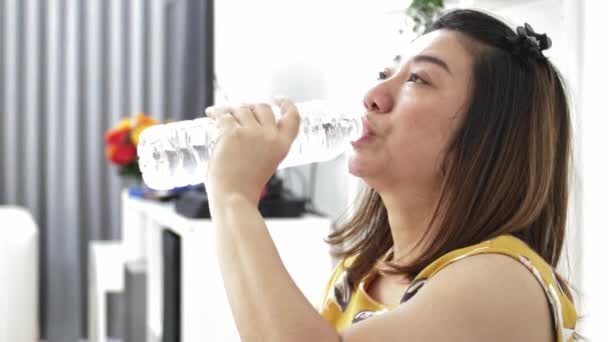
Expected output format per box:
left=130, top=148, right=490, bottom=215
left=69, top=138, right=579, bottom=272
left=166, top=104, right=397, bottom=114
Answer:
left=0, top=0, right=213, bottom=340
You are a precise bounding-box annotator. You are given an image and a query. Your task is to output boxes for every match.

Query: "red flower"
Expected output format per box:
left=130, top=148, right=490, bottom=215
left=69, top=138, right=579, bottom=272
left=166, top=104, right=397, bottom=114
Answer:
left=106, top=143, right=137, bottom=165
left=105, top=115, right=156, bottom=173
left=105, top=127, right=130, bottom=145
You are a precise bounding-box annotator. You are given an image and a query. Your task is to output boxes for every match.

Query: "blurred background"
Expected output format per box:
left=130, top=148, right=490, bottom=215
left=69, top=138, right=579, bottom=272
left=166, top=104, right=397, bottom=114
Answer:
left=0, top=0, right=606, bottom=341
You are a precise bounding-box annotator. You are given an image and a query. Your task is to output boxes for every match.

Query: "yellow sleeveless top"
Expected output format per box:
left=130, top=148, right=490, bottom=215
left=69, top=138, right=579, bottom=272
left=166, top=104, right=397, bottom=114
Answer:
left=319, top=235, right=578, bottom=341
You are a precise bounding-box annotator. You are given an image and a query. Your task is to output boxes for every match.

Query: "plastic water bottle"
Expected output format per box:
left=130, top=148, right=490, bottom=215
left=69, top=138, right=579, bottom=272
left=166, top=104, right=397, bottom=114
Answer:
left=137, top=100, right=363, bottom=190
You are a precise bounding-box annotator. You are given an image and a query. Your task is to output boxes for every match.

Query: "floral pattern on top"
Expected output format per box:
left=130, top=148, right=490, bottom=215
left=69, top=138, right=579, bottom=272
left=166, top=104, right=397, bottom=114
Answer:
left=319, top=235, right=578, bottom=341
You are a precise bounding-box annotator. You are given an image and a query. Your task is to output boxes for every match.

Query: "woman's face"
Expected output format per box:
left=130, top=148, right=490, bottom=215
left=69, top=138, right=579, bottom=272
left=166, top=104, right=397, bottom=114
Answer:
left=349, top=29, right=473, bottom=193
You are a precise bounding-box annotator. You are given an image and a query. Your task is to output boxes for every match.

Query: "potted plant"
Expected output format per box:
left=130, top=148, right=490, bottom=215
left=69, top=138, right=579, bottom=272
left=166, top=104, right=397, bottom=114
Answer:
left=403, top=0, right=445, bottom=35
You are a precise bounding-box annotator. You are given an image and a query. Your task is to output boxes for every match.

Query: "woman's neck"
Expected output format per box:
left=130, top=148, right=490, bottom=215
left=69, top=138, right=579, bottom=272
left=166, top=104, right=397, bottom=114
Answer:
left=379, top=187, right=440, bottom=264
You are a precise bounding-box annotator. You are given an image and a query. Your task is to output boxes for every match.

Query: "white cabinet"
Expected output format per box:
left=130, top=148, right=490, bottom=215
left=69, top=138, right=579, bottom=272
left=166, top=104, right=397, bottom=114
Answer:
left=121, top=192, right=333, bottom=342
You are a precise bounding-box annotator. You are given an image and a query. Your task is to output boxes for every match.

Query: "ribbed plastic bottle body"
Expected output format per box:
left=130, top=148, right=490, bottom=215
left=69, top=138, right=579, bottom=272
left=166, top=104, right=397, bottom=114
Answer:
left=137, top=118, right=217, bottom=190
left=137, top=101, right=362, bottom=190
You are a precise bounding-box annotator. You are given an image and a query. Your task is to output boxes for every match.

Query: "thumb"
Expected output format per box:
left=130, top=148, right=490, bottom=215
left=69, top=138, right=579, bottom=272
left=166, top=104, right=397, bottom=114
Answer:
left=273, top=97, right=300, bottom=144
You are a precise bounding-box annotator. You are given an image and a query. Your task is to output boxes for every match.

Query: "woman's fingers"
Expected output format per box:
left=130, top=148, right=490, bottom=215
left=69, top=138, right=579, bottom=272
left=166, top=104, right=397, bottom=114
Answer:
left=251, top=103, right=276, bottom=127
left=274, top=97, right=301, bottom=144
left=233, top=105, right=261, bottom=127
left=204, top=105, right=237, bottom=132
left=206, top=101, right=290, bottom=134
left=206, top=104, right=263, bottom=128
left=216, top=111, right=238, bottom=131
left=205, top=105, right=235, bottom=121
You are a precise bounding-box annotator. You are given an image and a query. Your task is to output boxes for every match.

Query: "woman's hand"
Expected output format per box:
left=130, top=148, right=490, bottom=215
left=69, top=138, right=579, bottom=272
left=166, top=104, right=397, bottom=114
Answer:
left=204, top=98, right=300, bottom=206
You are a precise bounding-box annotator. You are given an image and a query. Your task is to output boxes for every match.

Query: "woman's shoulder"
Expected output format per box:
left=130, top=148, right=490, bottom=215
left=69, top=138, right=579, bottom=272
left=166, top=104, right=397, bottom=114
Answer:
left=319, top=236, right=578, bottom=340
left=416, top=235, right=561, bottom=280
left=411, top=234, right=578, bottom=342
left=334, top=243, right=563, bottom=341
left=403, top=250, right=557, bottom=341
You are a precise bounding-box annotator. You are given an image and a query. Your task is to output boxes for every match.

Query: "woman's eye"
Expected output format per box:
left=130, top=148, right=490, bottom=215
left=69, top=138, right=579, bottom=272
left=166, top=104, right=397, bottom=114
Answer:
left=407, top=73, right=426, bottom=84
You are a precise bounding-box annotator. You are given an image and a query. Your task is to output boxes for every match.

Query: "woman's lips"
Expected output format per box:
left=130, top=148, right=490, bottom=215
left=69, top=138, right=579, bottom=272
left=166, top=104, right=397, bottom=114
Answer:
left=351, top=116, right=374, bottom=148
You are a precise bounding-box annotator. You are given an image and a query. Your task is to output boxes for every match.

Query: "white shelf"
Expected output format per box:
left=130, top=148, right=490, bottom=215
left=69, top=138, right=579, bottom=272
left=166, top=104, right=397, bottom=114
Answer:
left=120, top=192, right=334, bottom=342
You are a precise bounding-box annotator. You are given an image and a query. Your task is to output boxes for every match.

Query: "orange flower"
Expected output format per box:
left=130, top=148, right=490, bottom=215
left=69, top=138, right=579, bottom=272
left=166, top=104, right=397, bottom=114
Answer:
left=134, top=112, right=157, bottom=126
left=130, top=113, right=158, bottom=145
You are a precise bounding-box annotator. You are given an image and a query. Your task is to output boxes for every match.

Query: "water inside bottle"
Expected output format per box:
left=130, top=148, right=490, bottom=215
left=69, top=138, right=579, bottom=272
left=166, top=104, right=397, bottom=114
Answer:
left=281, top=115, right=361, bottom=168
left=137, top=102, right=363, bottom=190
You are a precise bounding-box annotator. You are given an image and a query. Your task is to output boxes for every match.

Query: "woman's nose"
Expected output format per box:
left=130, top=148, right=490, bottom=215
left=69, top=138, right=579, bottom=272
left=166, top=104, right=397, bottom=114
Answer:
left=363, top=86, right=394, bottom=114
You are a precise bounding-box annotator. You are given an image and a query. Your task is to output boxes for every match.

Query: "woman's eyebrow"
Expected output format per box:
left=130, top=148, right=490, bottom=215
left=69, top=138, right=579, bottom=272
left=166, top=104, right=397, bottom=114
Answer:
left=411, top=54, right=452, bottom=75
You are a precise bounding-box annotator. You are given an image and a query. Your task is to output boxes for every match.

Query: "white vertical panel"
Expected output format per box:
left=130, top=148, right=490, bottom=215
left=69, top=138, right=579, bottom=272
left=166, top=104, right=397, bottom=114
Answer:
left=64, top=0, right=83, bottom=324
left=2, top=0, right=19, bottom=203
left=146, top=220, right=164, bottom=339
left=48, top=0, right=84, bottom=337
left=167, top=0, right=186, bottom=118
left=44, top=0, right=62, bottom=240
left=149, top=0, right=166, bottom=119
left=44, top=0, right=73, bottom=339
left=85, top=0, right=103, bottom=241
left=139, top=2, right=172, bottom=335
left=23, top=0, right=41, bottom=218
left=129, top=0, right=145, bottom=113
left=82, top=1, right=105, bottom=337
left=108, top=0, right=125, bottom=238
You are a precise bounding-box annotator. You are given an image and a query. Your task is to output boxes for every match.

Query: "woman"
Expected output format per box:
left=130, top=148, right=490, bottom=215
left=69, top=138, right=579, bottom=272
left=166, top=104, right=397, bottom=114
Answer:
left=205, top=9, right=578, bottom=342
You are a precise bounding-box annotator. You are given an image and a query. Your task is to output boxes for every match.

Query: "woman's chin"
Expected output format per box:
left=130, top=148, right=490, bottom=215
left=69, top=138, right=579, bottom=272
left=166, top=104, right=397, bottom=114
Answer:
left=348, top=155, right=373, bottom=178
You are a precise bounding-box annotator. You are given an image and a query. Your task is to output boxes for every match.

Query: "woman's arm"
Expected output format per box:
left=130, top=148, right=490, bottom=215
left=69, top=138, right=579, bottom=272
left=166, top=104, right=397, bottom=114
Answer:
left=205, top=100, right=340, bottom=342
left=210, top=194, right=339, bottom=342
